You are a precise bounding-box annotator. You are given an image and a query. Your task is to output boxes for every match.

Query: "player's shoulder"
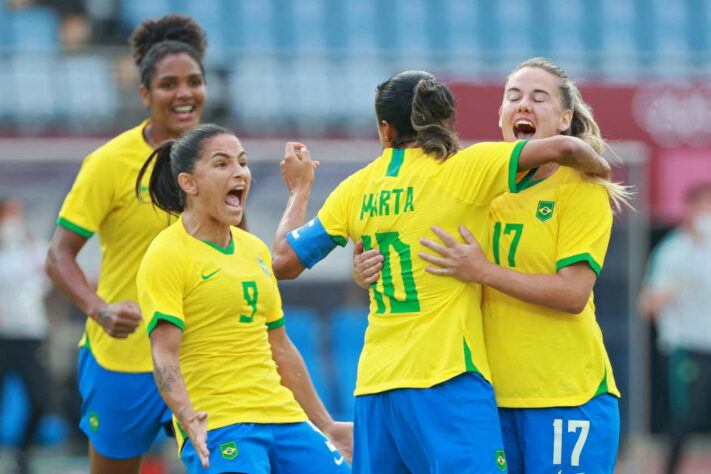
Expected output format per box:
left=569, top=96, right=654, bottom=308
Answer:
left=146, top=220, right=188, bottom=258
left=86, top=122, right=150, bottom=165
left=556, top=167, right=607, bottom=197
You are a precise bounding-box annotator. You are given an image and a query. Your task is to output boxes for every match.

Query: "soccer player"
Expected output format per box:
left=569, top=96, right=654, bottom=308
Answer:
left=45, top=15, right=210, bottom=473
left=271, top=70, right=612, bottom=473
left=135, top=124, right=352, bottom=474
left=412, top=58, right=629, bottom=473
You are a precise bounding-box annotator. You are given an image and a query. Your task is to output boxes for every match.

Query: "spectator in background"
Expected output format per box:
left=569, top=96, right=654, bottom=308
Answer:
left=640, top=182, right=711, bottom=474
left=0, top=198, right=51, bottom=474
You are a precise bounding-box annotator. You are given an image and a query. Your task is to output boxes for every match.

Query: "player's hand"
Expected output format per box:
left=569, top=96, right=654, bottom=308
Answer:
left=92, top=300, right=142, bottom=338
left=281, top=142, right=320, bottom=195
left=323, top=421, right=353, bottom=464
left=419, top=225, right=491, bottom=283
left=184, top=411, right=210, bottom=468
left=352, top=240, right=383, bottom=289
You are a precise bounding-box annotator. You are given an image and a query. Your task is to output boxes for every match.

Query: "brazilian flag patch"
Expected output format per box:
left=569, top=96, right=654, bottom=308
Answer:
left=536, top=200, right=555, bottom=222
left=495, top=449, right=507, bottom=471
left=220, top=441, right=239, bottom=460
left=89, top=411, right=99, bottom=432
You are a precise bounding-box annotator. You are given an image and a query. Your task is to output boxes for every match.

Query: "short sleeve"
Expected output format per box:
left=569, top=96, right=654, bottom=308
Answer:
left=58, top=153, right=116, bottom=237
left=316, top=175, right=355, bottom=247
left=555, top=182, right=612, bottom=277
left=259, top=245, right=285, bottom=329
left=137, top=240, right=187, bottom=336
left=438, top=141, right=527, bottom=205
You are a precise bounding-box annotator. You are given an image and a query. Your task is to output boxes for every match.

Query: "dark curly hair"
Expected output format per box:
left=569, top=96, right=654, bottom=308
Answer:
left=129, top=14, right=207, bottom=89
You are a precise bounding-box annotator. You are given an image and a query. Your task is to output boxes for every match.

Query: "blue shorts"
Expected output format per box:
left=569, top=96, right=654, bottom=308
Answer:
left=499, top=394, right=620, bottom=474
left=77, top=347, right=172, bottom=459
left=181, top=421, right=352, bottom=474
left=353, top=372, right=507, bottom=474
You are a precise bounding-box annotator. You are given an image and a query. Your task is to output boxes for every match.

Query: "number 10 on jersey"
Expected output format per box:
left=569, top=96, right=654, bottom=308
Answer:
left=362, top=232, right=420, bottom=314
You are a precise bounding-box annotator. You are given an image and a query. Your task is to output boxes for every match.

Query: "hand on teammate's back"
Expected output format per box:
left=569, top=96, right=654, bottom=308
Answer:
left=93, top=300, right=142, bottom=338
left=419, top=225, right=491, bottom=283
left=352, top=240, right=384, bottom=289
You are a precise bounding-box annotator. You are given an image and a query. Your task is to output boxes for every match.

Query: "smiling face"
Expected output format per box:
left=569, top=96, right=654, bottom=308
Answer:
left=499, top=66, right=572, bottom=142
left=140, top=52, right=206, bottom=141
left=179, top=134, right=251, bottom=227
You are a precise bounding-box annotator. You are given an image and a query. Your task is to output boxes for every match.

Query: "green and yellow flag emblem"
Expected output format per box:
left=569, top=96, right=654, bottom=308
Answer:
left=220, top=440, right=239, bottom=460
left=89, top=411, right=99, bottom=432
left=536, top=201, right=555, bottom=222
left=495, top=449, right=507, bottom=471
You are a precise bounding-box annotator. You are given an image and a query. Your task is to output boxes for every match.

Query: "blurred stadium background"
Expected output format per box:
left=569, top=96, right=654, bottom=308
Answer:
left=0, top=0, right=710, bottom=473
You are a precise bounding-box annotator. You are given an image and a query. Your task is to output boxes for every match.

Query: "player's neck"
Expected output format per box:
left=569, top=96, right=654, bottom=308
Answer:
left=182, top=212, right=232, bottom=250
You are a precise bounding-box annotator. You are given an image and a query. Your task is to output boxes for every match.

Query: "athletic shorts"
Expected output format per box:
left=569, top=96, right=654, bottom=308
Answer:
left=181, top=421, right=352, bottom=474
left=353, top=372, right=507, bottom=474
left=77, top=347, right=172, bottom=459
left=498, top=394, right=620, bottom=474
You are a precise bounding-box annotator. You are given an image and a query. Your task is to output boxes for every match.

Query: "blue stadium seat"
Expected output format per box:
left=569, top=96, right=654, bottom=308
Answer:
left=282, top=306, right=333, bottom=412
left=330, top=306, right=369, bottom=420
left=173, top=0, right=229, bottom=63
left=8, top=56, right=58, bottom=122
left=0, top=372, right=69, bottom=446
left=8, top=7, right=59, bottom=54
left=227, top=57, right=281, bottom=132
left=120, top=0, right=175, bottom=29
left=60, top=56, right=119, bottom=122
left=233, top=0, right=277, bottom=52
left=343, top=0, right=379, bottom=53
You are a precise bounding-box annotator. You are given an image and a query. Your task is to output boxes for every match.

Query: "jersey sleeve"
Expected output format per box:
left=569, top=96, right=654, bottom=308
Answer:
left=137, top=238, right=188, bottom=336
left=57, top=153, right=116, bottom=238
left=259, top=244, right=285, bottom=330
left=286, top=175, right=354, bottom=269
left=555, top=182, right=613, bottom=277
left=439, top=140, right=527, bottom=205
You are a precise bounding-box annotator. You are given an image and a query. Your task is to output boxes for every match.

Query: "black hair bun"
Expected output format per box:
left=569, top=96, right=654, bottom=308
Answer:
left=129, top=14, right=207, bottom=67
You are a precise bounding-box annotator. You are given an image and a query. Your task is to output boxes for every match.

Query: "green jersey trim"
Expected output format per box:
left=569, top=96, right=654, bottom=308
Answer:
left=462, top=338, right=481, bottom=374
left=147, top=312, right=184, bottom=336
left=556, top=253, right=601, bottom=277
left=592, top=366, right=610, bottom=398
left=386, top=148, right=405, bottom=177
left=515, top=167, right=549, bottom=192
left=508, top=140, right=529, bottom=193
left=266, top=317, right=285, bottom=331
left=201, top=237, right=235, bottom=255
left=57, top=217, right=94, bottom=238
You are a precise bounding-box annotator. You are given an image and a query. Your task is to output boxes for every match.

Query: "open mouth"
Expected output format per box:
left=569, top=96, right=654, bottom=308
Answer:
left=513, top=119, right=536, bottom=140
left=225, top=185, right=246, bottom=211
left=172, top=105, right=196, bottom=115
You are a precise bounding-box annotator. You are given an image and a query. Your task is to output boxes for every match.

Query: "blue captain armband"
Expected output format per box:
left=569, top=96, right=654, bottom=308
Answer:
left=286, top=217, right=344, bottom=269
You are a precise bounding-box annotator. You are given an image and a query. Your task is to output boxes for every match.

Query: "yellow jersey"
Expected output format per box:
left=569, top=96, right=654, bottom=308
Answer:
left=136, top=218, right=307, bottom=451
left=483, top=166, right=620, bottom=408
left=315, top=142, right=525, bottom=395
left=58, top=120, right=172, bottom=373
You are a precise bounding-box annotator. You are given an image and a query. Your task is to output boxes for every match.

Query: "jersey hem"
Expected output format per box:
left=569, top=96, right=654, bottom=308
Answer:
left=556, top=252, right=602, bottom=276
left=495, top=387, right=621, bottom=408
left=147, top=312, right=184, bottom=336
left=57, top=217, right=94, bottom=238
left=353, top=368, right=492, bottom=396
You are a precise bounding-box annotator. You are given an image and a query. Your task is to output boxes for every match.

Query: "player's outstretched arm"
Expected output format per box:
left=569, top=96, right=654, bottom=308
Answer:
left=45, top=226, right=142, bottom=338
left=268, top=326, right=353, bottom=463
left=150, top=321, right=210, bottom=468
left=518, top=135, right=611, bottom=180
left=420, top=225, right=596, bottom=314
left=272, top=142, right=320, bottom=280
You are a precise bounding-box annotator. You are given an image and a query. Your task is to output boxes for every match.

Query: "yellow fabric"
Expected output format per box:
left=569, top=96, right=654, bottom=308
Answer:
left=57, top=120, right=173, bottom=373
left=137, top=218, right=307, bottom=450
left=483, top=166, right=620, bottom=408
left=317, top=142, right=523, bottom=395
